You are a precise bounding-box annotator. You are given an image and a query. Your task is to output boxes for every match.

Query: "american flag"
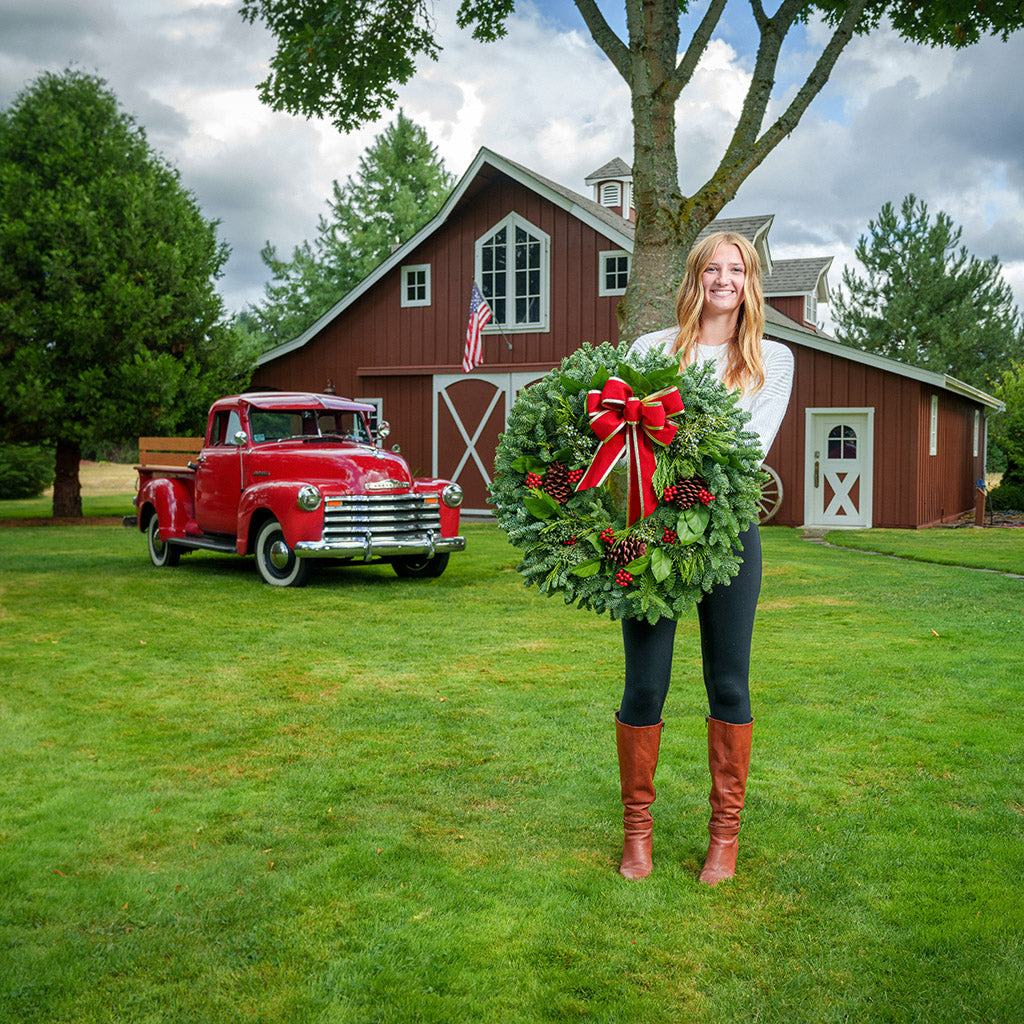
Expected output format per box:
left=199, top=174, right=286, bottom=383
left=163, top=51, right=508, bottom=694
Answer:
left=462, top=283, right=493, bottom=373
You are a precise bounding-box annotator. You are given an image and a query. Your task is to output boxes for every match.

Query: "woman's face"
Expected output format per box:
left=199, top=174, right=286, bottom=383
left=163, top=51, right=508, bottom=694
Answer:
left=701, top=242, right=746, bottom=316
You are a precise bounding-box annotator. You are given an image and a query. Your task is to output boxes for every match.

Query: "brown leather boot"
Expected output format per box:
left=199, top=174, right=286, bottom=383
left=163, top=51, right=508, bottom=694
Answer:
left=699, top=717, right=753, bottom=886
left=615, top=712, right=663, bottom=880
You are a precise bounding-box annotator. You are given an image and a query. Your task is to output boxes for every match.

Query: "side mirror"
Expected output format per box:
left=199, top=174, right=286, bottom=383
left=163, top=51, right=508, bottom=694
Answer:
left=375, top=420, right=391, bottom=446
left=232, top=429, right=248, bottom=446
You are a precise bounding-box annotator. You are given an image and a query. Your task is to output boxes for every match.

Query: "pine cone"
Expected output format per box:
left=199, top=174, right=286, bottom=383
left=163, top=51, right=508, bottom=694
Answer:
left=609, top=535, right=647, bottom=566
left=543, top=461, right=571, bottom=504
left=667, top=476, right=705, bottom=510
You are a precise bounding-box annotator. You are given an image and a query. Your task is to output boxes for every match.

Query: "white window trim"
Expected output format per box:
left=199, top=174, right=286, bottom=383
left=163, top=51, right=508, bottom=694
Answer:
left=973, top=409, right=980, bottom=458
left=929, top=395, right=939, bottom=456
left=804, top=292, right=817, bottom=326
left=599, top=181, right=622, bottom=207
left=599, top=250, right=631, bottom=297
left=474, top=212, right=550, bottom=333
left=400, top=264, right=431, bottom=308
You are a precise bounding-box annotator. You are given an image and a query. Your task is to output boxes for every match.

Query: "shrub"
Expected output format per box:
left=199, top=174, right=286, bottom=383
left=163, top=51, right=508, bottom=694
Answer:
left=0, top=443, right=55, bottom=499
left=988, top=476, right=1024, bottom=511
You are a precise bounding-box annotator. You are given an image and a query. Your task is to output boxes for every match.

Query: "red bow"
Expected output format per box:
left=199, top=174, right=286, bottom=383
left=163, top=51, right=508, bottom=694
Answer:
left=574, top=377, right=684, bottom=524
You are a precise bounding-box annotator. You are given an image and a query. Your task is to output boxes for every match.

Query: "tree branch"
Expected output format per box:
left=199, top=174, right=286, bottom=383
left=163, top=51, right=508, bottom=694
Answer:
left=746, top=1, right=870, bottom=172
left=663, top=0, right=728, bottom=106
left=574, top=0, right=629, bottom=80
left=749, top=0, right=768, bottom=33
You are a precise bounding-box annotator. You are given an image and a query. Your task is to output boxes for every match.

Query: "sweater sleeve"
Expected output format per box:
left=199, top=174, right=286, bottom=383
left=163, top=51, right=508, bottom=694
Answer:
left=744, top=341, right=794, bottom=463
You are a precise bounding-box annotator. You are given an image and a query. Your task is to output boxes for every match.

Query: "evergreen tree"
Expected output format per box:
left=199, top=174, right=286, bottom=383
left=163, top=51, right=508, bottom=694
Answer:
left=0, top=69, right=256, bottom=517
left=832, top=195, right=1021, bottom=389
left=250, top=110, right=454, bottom=345
left=989, top=361, right=1024, bottom=509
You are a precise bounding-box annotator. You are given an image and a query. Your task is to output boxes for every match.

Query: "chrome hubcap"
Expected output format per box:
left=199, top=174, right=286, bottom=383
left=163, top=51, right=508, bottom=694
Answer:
left=269, top=539, right=291, bottom=570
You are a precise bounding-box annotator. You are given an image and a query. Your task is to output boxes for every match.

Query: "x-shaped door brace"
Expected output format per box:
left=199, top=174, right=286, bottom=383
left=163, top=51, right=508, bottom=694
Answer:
left=824, top=470, right=859, bottom=518
left=438, top=383, right=505, bottom=486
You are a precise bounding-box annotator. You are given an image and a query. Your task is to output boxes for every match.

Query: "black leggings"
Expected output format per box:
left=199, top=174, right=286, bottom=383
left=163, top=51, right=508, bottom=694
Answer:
left=619, top=525, right=762, bottom=727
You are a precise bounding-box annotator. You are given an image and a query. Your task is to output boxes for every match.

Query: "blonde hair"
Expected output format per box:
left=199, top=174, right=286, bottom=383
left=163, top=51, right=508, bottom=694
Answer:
left=669, top=231, right=766, bottom=394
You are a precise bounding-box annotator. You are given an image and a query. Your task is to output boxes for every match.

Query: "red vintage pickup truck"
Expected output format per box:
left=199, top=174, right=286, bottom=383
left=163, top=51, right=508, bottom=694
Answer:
left=133, top=391, right=465, bottom=586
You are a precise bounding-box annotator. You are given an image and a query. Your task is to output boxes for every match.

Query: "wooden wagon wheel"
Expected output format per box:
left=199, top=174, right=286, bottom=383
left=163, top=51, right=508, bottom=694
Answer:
left=757, top=464, right=783, bottom=523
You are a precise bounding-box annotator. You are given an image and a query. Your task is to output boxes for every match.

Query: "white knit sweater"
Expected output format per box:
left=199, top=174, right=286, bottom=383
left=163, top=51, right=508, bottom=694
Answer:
left=630, top=327, right=794, bottom=462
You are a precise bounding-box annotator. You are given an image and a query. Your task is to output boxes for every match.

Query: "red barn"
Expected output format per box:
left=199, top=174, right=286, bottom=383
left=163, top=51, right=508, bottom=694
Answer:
left=252, top=148, right=1002, bottom=529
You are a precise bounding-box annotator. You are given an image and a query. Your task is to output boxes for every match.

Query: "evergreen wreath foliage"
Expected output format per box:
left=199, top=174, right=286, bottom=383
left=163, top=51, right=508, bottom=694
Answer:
left=489, top=343, right=765, bottom=622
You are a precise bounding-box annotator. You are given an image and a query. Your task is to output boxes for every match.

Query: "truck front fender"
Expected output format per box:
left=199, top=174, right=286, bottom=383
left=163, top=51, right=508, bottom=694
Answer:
left=237, top=481, right=325, bottom=555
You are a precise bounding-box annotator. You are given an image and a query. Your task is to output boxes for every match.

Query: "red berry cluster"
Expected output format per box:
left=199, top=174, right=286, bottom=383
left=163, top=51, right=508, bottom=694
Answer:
left=662, top=527, right=678, bottom=544
left=562, top=536, right=577, bottom=546
left=600, top=527, right=616, bottom=546
left=525, top=472, right=543, bottom=489
left=568, top=467, right=585, bottom=485
left=698, top=488, right=715, bottom=505
left=662, top=484, right=680, bottom=502
left=615, top=569, right=633, bottom=587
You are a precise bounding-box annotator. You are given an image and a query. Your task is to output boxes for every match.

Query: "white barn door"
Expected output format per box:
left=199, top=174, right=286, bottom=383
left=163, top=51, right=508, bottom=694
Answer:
left=433, top=372, right=543, bottom=515
left=804, top=408, right=875, bottom=528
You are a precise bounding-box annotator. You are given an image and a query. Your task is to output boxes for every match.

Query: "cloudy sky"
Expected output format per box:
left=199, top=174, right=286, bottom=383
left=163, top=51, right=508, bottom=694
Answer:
left=2, top=0, right=1023, bottom=330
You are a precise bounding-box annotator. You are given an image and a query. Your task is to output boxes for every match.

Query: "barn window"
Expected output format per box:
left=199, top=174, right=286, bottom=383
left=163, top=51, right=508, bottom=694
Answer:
left=400, top=265, right=431, bottom=307
left=804, top=292, right=817, bottom=326
left=599, top=181, right=622, bottom=207
left=973, top=409, right=980, bottom=458
left=929, top=395, right=939, bottom=456
left=475, top=213, right=550, bottom=331
left=599, top=250, right=631, bottom=296
left=827, top=424, right=858, bottom=460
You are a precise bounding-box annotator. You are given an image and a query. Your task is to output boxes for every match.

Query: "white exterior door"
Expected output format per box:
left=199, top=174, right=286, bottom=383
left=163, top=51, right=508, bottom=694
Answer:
left=433, top=372, right=543, bottom=515
left=804, top=408, right=875, bottom=528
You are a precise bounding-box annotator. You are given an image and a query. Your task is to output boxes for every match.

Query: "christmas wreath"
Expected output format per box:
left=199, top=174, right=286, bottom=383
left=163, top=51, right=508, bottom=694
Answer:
left=489, top=342, right=766, bottom=622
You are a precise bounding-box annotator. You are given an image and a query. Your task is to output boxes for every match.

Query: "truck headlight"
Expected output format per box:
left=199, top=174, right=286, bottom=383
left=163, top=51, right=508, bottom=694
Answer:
left=297, top=484, right=322, bottom=511
left=441, top=483, right=463, bottom=508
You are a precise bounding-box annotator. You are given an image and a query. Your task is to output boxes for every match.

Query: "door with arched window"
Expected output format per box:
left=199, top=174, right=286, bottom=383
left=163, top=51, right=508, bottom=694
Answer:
left=804, top=408, right=875, bottom=528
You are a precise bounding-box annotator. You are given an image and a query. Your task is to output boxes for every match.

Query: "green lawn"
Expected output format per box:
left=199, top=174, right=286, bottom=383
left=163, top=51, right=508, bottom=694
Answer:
left=1, top=523, right=1022, bottom=1023
left=826, top=526, right=1024, bottom=575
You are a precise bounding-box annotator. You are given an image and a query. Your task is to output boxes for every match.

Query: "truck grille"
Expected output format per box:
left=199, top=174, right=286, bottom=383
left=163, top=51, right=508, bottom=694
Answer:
left=322, top=493, right=440, bottom=544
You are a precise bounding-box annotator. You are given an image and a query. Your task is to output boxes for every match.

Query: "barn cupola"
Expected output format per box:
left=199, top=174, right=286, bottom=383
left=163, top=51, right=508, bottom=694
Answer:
left=584, top=158, right=634, bottom=222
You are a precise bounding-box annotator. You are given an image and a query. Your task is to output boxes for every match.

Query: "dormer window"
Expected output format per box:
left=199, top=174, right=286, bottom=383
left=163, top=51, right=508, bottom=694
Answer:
left=599, top=181, right=622, bottom=207
left=475, top=213, right=550, bottom=331
left=804, top=292, right=817, bottom=326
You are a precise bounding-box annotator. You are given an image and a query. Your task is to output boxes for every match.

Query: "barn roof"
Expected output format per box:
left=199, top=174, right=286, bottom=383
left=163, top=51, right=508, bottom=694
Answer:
left=764, top=256, right=833, bottom=301
left=763, top=305, right=1002, bottom=411
left=255, top=147, right=1002, bottom=412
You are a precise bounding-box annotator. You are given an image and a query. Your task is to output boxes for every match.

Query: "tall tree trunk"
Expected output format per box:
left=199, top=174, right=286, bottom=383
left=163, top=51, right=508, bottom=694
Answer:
left=616, top=0, right=715, bottom=345
left=52, top=438, right=83, bottom=518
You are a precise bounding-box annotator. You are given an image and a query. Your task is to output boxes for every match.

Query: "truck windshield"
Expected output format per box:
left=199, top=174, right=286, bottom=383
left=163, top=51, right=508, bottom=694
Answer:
left=249, top=409, right=372, bottom=444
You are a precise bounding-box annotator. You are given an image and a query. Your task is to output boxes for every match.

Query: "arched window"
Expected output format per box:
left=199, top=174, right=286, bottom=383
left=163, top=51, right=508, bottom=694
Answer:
left=475, top=213, right=550, bottom=331
left=827, top=424, right=857, bottom=460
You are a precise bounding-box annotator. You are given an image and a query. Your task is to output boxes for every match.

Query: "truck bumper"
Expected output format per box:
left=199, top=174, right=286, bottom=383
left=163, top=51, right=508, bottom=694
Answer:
left=293, top=533, right=466, bottom=560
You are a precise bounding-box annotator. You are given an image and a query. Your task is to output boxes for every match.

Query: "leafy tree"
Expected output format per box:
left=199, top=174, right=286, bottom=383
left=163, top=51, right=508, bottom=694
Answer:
left=0, top=69, right=256, bottom=517
left=832, top=195, right=1022, bottom=389
left=988, top=362, right=1024, bottom=509
left=239, top=0, right=1024, bottom=342
left=250, top=110, right=454, bottom=346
